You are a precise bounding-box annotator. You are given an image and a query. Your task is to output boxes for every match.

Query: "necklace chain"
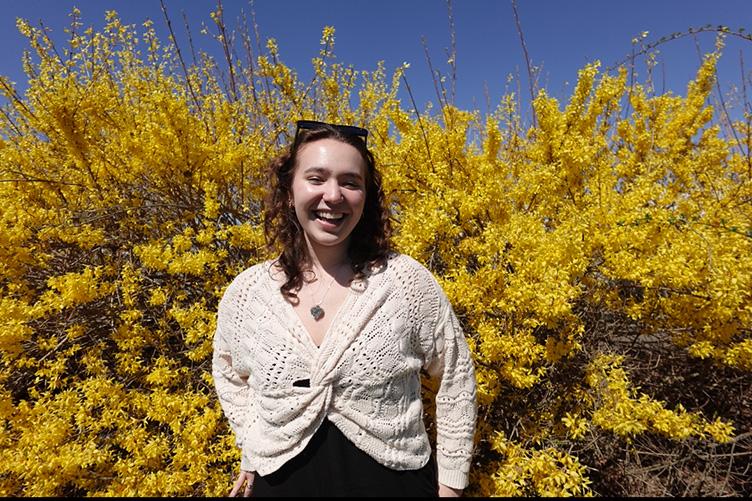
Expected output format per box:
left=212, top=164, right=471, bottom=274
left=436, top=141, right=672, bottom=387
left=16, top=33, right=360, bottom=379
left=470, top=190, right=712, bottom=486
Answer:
left=309, top=274, right=337, bottom=321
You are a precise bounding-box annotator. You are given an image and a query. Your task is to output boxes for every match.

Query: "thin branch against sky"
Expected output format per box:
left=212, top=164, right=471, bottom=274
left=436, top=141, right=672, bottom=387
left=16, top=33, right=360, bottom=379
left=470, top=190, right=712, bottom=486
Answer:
left=1, top=0, right=751, bottom=120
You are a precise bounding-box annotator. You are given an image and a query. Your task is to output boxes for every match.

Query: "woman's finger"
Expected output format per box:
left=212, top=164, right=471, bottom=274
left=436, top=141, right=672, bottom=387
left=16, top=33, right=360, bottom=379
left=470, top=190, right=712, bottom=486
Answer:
left=243, top=478, right=254, bottom=497
left=229, top=473, right=246, bottom=497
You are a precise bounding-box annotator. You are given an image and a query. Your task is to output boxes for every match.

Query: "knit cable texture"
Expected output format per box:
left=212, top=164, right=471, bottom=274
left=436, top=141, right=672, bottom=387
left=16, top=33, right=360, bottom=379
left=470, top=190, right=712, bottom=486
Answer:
left=212, top=253, right=477, bottom=489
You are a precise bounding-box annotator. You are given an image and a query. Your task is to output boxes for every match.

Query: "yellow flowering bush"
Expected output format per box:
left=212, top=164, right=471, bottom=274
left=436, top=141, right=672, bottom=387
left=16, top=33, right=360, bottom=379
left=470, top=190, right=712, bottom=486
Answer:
left=1, top=8, right=750, bottom=496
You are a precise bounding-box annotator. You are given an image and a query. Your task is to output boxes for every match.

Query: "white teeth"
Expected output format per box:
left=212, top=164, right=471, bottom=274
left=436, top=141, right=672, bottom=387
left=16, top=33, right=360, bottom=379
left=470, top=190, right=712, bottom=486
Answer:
left=315, top=210, right=345, bottom=221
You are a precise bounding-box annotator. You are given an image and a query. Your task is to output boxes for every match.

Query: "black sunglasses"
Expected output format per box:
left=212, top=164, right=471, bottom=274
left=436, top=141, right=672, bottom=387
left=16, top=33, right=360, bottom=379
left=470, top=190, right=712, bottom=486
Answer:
left=295, top=120, right=369, bottom=146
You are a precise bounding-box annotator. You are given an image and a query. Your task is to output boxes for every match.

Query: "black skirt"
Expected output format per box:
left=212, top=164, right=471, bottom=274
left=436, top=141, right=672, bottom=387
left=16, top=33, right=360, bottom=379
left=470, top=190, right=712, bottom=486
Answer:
left=251, top=419, right=438, bottom=497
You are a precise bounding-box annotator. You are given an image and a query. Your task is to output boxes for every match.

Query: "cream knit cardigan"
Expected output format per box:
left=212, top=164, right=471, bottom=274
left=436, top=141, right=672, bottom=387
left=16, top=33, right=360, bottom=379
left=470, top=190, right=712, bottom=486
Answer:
left=212, top=253, right=477, bottom=489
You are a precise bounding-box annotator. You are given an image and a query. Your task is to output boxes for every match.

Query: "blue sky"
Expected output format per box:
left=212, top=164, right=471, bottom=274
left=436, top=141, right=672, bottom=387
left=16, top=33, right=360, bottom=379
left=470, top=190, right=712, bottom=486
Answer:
left=2, top=0, right=752, bottom=123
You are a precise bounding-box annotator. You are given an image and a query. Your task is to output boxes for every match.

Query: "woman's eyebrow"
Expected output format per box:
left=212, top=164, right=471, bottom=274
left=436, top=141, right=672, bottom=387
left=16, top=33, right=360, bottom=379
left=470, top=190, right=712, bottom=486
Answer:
left=302, top=166, right=363, bottom=181
left=302, top=166, right=327, bottom=174
left=340, top=172, right=364, bottom=181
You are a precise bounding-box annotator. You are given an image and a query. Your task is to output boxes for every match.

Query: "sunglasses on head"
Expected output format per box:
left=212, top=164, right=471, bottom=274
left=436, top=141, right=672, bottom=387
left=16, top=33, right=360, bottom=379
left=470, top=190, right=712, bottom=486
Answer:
left=295, top=120, right=369, bottom=147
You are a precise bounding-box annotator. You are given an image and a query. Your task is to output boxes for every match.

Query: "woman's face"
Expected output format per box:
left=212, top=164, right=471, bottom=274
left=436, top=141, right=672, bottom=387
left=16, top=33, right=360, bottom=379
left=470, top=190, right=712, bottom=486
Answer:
left=290, top=138, right=367, bottom=253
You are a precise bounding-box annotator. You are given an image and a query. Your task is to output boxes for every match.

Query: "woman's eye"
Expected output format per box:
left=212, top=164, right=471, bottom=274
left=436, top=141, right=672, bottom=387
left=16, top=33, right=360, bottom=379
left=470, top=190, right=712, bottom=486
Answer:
left=307, top=177, right=323, bottom=184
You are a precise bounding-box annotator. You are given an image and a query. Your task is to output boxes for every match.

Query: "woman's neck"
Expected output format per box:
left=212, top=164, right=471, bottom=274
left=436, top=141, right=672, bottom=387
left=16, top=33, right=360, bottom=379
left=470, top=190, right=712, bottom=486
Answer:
left=305, top=239, right=351, bottom=280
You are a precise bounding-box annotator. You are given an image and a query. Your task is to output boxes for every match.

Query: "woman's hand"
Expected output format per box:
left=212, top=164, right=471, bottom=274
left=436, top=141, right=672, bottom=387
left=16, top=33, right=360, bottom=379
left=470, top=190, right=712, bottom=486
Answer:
left=438, top=482, right=463, bottom=497
left=229, top=470, right=255, bottom=497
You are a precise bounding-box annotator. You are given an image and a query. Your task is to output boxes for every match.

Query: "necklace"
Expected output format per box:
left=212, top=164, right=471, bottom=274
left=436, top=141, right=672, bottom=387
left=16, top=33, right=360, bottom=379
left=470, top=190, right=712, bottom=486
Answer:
left=309, top=275, right=337, bottom=321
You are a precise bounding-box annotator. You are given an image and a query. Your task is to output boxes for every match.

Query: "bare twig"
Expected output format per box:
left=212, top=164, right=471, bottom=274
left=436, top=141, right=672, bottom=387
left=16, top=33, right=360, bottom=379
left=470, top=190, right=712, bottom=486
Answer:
left=0, top=174, right=86, bottom=187
left=421, top=36, right=446, bottom=111
left=248, top=1, right=273, bottom=118
left=181, top=10, right=198, bottom=66
left=0, top=76, right=36, bottom=120
left=511, top=0, right=537, bottom=127
left=608, top=25, right=752, bottom=73
left=401, top=74, right=435, bottom=173
left=741, top=49, right=752, bottom=171
left=742, top=49, right=751, bottom=115
left=623, top=46, right=636, bottom=120
left=160, top=0, right=202, bottom=114
left=214, top=0, right=238, bottom=101
left=483, top=80, right=491, bottom=117
left=239, top=7, right=259, bottom=110
left=661, top=52, right=666, bottom=95
left=712, top=56, right=744, bottom=156
left=691, top=34, right=745, bottom=158
left=37, top=20, right=67, bottom=76
left=446, top=0, right=456, bottom=105
left=0, top=105, right=23, bottom=136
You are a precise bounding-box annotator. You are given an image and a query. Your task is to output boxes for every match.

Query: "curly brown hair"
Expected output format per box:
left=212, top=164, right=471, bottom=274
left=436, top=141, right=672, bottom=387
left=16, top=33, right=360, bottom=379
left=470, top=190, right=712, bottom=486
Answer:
left=263, top=124, right=393, bottom=299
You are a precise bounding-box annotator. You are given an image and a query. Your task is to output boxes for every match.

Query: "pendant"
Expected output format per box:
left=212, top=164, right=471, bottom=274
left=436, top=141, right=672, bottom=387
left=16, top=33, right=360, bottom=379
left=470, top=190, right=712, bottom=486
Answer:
left=310, top=305, right=325, bottom=321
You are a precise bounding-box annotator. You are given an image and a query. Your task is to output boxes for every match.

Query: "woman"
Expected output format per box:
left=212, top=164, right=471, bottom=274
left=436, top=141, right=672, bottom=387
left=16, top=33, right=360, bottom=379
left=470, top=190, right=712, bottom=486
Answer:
left=212, top=120, right=477, bottom=497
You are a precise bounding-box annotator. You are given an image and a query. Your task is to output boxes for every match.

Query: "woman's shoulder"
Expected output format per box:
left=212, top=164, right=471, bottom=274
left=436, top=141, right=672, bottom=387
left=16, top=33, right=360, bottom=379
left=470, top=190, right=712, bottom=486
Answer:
left=220, top=259, right=276, bottom=303
left=382, top=253, right=451, bottom=323
left=383, top=252, right=442, bottom=289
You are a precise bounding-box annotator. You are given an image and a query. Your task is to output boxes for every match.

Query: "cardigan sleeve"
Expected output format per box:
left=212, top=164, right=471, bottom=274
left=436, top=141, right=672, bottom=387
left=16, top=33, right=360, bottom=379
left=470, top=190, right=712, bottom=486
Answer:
left=422, top=289, right=478, bottom=490
left=212, top=281, right=255, bottom=472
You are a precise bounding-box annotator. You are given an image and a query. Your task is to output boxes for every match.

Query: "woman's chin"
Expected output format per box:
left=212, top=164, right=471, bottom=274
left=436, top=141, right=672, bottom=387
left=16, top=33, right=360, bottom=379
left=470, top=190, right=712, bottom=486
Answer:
left=304, top=229, right=351, bottom=249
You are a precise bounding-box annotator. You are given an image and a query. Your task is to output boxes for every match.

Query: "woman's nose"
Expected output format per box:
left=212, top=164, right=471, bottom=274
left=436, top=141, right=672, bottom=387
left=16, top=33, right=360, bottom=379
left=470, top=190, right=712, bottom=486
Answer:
left=322, top=181, right=344, bottom=203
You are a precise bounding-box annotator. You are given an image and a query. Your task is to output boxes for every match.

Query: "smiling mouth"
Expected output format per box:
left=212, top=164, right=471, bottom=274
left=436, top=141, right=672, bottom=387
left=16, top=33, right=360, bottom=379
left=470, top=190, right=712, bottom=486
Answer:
left=313, top=210, right=347, bottom=225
